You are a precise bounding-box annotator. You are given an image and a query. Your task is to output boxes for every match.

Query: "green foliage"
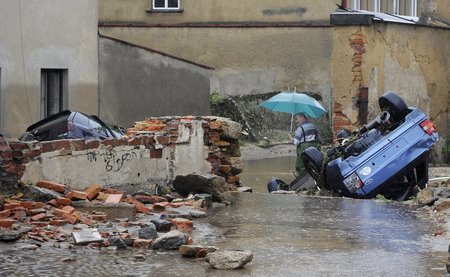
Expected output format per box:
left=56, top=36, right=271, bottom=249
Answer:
left=375, top=194, right=387, bottom=200
left=210, top=90, right=332, bottom=144
left=210, top=90, right=227, bottom=105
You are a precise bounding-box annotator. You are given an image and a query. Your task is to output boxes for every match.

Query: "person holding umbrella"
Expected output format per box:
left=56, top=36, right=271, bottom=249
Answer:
left=288, top=112, right=321, bottom=177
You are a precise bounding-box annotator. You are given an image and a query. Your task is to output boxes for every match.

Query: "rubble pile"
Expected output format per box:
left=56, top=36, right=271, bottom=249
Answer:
left=0, top=179, right=211, bottom=251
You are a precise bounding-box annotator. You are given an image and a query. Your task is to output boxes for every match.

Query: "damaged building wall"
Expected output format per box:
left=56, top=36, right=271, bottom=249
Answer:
left=332, top=22, right=450, bottom=163
left=0, top=0, right=99, bottom=138
left=0, top=117, right=242, bottom=195
left=98, top=35, right=212, bottom=129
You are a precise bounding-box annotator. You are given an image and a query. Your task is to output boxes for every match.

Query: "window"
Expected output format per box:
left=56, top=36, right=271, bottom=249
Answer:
left=41, top=69, right=68, bottom=118
left=152, top=0, right=180, bottom=10
left=350, top=0, right=417, bottom=17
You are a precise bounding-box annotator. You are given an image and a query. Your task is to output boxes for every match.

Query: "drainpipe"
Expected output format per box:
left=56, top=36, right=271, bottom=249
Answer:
left=341, top=0, right=348, bottom=9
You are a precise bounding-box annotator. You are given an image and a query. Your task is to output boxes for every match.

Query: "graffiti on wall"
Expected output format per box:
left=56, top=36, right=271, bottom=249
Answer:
left=87, top=150, right=140, bottom=172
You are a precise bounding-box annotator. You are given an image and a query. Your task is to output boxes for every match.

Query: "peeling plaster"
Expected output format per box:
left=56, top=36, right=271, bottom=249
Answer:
left=384, top=52, right=430, bottom=116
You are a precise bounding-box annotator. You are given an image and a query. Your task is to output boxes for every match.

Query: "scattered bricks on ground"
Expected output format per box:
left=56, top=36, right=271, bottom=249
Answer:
left=37, top=180, right=66, bottom=193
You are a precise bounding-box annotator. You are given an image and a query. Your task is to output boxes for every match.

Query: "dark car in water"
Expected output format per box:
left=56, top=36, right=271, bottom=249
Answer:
left=300, top=91, right=439, bottom=200
left=20, top=110, right=124, bottom=141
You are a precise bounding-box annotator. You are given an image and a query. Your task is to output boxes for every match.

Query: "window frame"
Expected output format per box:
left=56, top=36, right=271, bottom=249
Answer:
left=40, top=69, right=68, bottom=118
left=151, top=0, right=181, bottom=11
left=350, top=0, right=417, bottom=17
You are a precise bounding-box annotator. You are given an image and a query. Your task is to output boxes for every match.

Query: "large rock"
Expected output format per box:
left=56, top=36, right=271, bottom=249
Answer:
left=172, top=174, right=236, bottom=202
left=205, top=250, right=253, bottom=269
left=152, top=230, right=188, bottom=250
left=417, top=187, right=436, bottom=205
left=22, top=185, right=62, bottom=202
left=138, top=224, right=158, bottom=240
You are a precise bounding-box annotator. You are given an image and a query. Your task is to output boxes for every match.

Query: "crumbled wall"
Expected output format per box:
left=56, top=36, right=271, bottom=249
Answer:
left=332, top=23, right=450, bottom=163
left=0, top=117, right=242, bottom=195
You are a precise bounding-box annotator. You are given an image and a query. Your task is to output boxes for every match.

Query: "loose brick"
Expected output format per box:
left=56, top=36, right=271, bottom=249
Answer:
left=73, top=212, right=94, bottom=226
left=171, top=218, right=193, bottom=233
left=54, top=208, right=70, bottom=217
left=47, top=199, right=58, bottom=207
left=31, top=213, right=47, bottom=222
left=56, top=197, right=72, bottom=206
left=31, top=222, right=49, bottom=227
left=133, top=239, right=153, bottom=249
left=0, top=209, right=11, bottom=218
left=37, top=180, right=66, bottom=193
left=135, top=195, right=168, bottom=204
left=152, top=202, right=168, bottom=211
left=4, top=203, right=21, bottom=210
left=67, top=190, right=87, bottom=200
left=50, top=219, right=68, bottom=226
left=0, top=219, right=16, bottom=228
left=62, top=213, right=78, bottom=224
left=85, top=184, right=101, bottom=200
left=61, top=206, right=75, bottom=214
left=105, top=194, right=123, bottom=204
left=28, top=208, right=46, bottom=216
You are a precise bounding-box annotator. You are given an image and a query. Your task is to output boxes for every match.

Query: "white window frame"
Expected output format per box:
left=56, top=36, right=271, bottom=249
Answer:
left=350, top=0, right=417, bottom=17
left=152, top=0, right=181, bottom=11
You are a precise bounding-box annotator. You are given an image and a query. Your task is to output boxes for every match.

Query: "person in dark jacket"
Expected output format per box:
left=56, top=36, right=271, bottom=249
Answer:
left=288, top=113, right=320, bottom=176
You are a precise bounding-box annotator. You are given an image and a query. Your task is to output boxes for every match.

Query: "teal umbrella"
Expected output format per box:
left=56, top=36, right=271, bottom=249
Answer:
left=259, top=91, right=327, bottom=131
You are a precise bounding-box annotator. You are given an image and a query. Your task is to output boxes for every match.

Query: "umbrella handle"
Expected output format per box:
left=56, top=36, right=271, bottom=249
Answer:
left=290, top=113, right=294, bottom=133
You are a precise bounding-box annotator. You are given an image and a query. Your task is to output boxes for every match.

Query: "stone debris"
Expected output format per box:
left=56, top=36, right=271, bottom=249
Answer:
left=72, top=228, right=103, bottom=245
left=205, top=249, right=254, bottom=269
left=0, top=178, right=255, bottom=268
left=152, top=230, right=188, bottom=250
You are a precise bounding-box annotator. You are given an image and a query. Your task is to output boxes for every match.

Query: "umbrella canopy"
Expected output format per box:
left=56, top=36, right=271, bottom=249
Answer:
left=259, top=91, right=327, bottom=131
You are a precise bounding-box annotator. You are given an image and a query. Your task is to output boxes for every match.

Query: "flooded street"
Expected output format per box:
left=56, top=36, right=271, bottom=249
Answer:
left=1, top=156, right=449, bottom=276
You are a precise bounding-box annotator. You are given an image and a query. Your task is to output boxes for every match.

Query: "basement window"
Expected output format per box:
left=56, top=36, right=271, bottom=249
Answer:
left=149, top=0, right=182, bottom=12
left=350, top=0, right=417, bottom=17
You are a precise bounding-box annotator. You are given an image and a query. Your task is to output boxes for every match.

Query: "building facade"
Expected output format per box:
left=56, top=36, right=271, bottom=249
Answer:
left=0, top=0, right=99, bottom=137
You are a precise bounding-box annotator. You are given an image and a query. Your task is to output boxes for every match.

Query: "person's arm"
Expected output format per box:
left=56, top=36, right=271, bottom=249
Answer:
left=288, top=130, right=301, bottom=146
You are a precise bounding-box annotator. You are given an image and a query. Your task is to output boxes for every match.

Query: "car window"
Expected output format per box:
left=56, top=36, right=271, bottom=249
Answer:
left=73, top=113, right=90, bottom=128
left=88, top=119, right=109, bottom=137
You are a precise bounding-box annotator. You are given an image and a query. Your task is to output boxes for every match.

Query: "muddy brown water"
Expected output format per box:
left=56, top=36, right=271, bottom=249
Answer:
left=0, top=156, right=449, bottom=276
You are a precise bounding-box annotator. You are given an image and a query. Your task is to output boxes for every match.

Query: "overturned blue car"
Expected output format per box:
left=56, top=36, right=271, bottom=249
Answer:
left=302, top=91, right=439, bottom=200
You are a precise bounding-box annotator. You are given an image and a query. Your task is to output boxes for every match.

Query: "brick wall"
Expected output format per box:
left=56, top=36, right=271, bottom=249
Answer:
left=0, top=117, right=242, bottom=195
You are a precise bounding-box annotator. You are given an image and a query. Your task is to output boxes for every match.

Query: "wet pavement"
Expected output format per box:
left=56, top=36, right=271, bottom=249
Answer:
left=0, top=156, right=449, bottom=276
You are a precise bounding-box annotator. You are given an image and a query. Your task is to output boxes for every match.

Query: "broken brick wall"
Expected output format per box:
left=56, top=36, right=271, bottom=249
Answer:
left=0, top=117, right=242, bottom=195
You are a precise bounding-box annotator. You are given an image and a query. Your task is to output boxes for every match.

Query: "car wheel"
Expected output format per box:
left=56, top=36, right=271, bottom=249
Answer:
left=301, top=147, right=323, bottom=182
left=378, top=91, right=409, bottom=122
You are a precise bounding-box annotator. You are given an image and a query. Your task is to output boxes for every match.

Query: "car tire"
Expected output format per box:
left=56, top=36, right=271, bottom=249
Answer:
left=378, top=91, right=409, bottom=122
left=301, top=147, right=323, bottom=182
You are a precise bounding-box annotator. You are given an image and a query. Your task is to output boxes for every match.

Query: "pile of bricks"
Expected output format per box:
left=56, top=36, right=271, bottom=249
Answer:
left=0, top=179, right=203, bottom=249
